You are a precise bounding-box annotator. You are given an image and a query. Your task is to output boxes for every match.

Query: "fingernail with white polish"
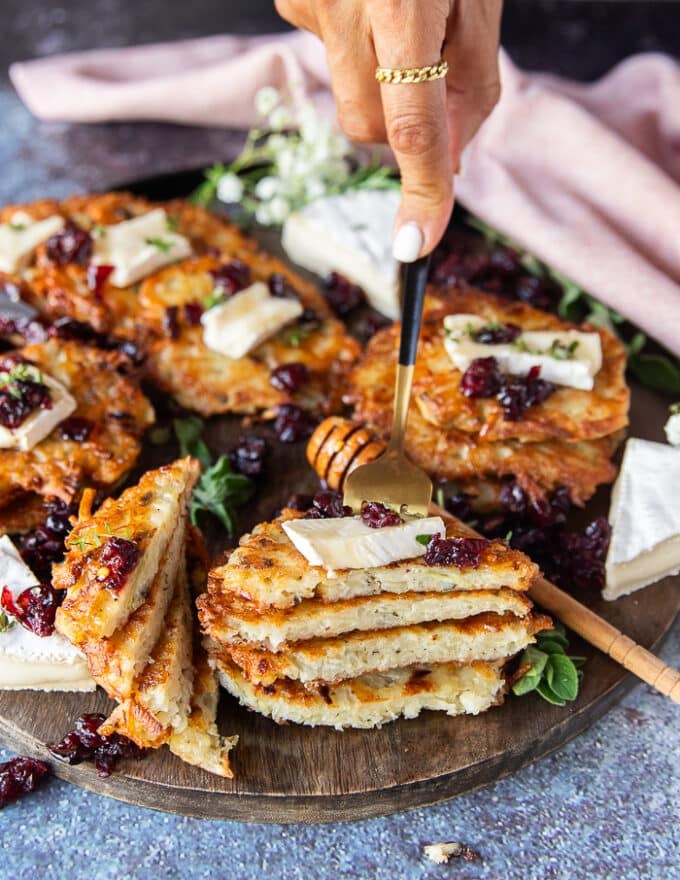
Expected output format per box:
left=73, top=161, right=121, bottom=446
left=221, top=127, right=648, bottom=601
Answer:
left=392, top=222, right=423, bottom=263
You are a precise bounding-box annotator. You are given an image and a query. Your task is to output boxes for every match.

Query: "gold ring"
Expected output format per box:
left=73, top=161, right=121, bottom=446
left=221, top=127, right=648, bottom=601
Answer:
left=375, top=59, right=448, bottom=84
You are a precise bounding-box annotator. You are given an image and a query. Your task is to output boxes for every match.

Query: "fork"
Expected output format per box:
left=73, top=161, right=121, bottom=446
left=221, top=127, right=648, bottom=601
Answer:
left=343, top=256, right=433, bottom=515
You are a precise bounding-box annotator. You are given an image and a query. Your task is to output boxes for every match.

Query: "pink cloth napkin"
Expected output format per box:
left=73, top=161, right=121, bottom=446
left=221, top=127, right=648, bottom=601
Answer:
left=10, top=33, right=680, bottom=355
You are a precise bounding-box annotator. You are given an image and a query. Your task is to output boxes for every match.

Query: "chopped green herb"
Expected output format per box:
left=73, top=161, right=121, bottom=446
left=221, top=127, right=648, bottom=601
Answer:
left=548, top=339, right=579, bottom=360
left=145, top=237, right=172, bottom=254
left=173, top=417, right=212, bottom=470
left=203, top=291, right=225, bottom=311
left=8, top=222, right=26, bottom=232
left=165, top=215, right=179, bottom=233
left=0, top=610, right=14, bottom=633
left=511, top=338, right=531, bottom=353
left=282, top=321, right=316, bottom=347
left=504, top=530, right=513, bottom=542
left=512, top=624, right=584, bottom=705
left=415, top=534, right=433, bottom=546
left=190, top=455, right=254, bottom=537
left=0, top=363, right=45, bottom=399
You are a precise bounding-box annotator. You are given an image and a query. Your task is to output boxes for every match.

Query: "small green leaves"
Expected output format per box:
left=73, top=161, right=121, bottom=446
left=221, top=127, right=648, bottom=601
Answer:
left=548, top=339, right=579, bottom=360
left=416, top=534, right=433, bottom=546
left=628, top=351, right=680, bottom=394
left=173, top=416, right=211, bottom=470
left=0, top=610, right=14, bottom=633
left=203, top=291, right=225, bottom=311
left=512, top=624, right=584, bottom=706
left=145, top=237, right=172, bottom=254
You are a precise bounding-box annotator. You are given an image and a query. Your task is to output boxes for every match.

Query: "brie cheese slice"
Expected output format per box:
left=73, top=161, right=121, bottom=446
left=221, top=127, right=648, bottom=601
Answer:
left=443, top=314, right=603, bottom=391
left=0, top=213, right=65, bottom=274
left=603, top=438, right=680, bottom=599
left=282, top=515, right=446, bottom=571
left=92, top=208, right=192, bottom=287
left=0, top=374, right=76, bottom=451
left=0, top=536, right=94, bottom=691
left=201, top=281, right=303, bottom=359
left=282, top=189, right=401, bottom=320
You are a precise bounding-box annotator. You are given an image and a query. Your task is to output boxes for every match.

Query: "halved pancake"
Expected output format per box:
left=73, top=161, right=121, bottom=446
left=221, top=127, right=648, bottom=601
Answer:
left=215, top=657, right=506, bottom=730
left=200, top=511, right=537, bottom=614
left=55, top=457, right=200, bottom=644
left=100, top=560, right=194, bottom=748
left=80, top=518, right=186, bottom=701
left=218, top=612, right=550, bottom=687
left=347, top=287, right=629, bottom=444
left=205, top=587, right=533, bottom=651
left=0, top=339, right=155, bottom=530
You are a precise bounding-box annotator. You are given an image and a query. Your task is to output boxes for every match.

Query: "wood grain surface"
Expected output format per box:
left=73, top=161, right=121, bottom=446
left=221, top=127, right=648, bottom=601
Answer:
left=0, top=176, right=677, bottom=823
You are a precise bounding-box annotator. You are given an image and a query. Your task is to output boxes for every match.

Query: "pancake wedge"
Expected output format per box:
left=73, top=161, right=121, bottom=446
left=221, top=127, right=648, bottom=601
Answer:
left=55, top=457, right=200, bottom=644
left=200, top=511, right=537, bottom=614
left=217, top=612, right=550, bottom=687
left=215, top=657, right=506, bottom=730
left=205, top=587, right=533, bottom=651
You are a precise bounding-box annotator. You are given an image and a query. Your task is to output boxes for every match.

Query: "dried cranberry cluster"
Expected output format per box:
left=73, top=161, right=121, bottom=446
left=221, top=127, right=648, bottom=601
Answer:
left=229, top=434, right=268, bottom=477
left=48, top=713, right=145, bottom=778
left=360, top=502, right=402, bottom=529
left=0, top=357, right=53, bottom=430
left=273, top=404, right=317, bottom=443
left=46, top=226, right=93, bottom=267
left=270, top=362, right=309, bottom=393
left=96, top=537, right=141, bottom=594
left=211, top=260, right=250, bottom=296
left=431, top=234, right=560, bottom=312
left=303, top=490, right=352, bottom=519
left=19, top=499, right=75, bottom=583
left=0, top=583, right=65, bottom=637
left=323, top=272, right=365, bottom=316
left=422, top=535, right=490, bottom=568
left=460, top=359, right=555, bottom=421
left=0, top=756, right=49, bottom=808
left=473, top=322, right=521, bottom=345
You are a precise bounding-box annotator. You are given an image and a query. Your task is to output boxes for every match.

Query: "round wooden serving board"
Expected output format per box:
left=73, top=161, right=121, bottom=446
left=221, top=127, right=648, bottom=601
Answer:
left=0, top=172, right=678, bottom=823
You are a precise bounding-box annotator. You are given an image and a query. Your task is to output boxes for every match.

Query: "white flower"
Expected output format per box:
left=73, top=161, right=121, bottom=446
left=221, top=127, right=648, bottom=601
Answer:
left=255, top=86, right=280, bottom=117
left=304, top=176, right=327, bottom=201
left=255, top=203, right=272, bottom=226
left=266, top=133, right=288, bottom=154
left=269, top=106, right=294, bottom=131
left=665, top=410, right=680, bottom=447
left=216, top=172, right=244, bottom=204
left=254, top=176, right=280, bottom=200
left=267, top=197, right=291, bottom=224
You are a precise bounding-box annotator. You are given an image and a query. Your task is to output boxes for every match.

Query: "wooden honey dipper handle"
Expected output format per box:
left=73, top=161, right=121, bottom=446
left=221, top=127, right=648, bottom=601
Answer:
left=529, top=576, right=680, bottom=703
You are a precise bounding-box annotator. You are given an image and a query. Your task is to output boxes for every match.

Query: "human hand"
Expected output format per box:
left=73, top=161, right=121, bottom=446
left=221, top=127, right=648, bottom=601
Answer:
left=275, top=0, right=503, bottom=260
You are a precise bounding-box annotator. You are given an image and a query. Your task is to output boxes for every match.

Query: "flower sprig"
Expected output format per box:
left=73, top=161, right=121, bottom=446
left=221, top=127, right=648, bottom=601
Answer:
left=191, top=87, right=399, bottom=225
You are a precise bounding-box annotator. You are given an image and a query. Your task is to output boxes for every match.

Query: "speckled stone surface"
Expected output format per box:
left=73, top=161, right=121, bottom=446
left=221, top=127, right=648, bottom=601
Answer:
left=0, top=3, right=678, bottom=878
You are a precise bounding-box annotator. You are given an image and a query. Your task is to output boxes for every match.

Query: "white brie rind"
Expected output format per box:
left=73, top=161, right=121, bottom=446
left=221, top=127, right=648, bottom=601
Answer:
left=201, top=281, right=303, bottom=359
left=442, top=314, right=603, bottom=391
left=603, top=438, right=680, bottom=600
left=282, top=515, right=446, bottom=571
left=282, top=190, right=401, bottom=320
left=0, top=536, right=94, bottom=691
left=664, top=411, right=680, bottom=447
left=0, top=374, right=76, bottom=451
left=92, top=208, right=192, bottom=288
left=0, top=213, right=65, bottom=274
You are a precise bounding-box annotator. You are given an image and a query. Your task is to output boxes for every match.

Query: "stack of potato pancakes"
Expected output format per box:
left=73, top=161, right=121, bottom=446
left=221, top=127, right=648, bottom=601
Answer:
left=198, top=507, right=550, bottom=730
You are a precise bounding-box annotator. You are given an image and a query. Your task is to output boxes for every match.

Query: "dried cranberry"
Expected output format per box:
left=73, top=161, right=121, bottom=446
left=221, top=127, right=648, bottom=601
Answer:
left=0, top=372, right=53, bottom=430
left=515, top=275, right=558, bottom=311
left=1, top=583, right=65, bottom=637
left=474, top=322, right=521, bottom=344
left=305, top=490, right=352, bottom=519
left=229, top=435, right=268, bottom=477
left=269, top=273, right=297, bottom=299
left=86, top=263, right=114, bottom=296
left=45, top=226, right=93, bottom=266
left=273, top=404, right=316, bottom=444
left=19, top=526, right=66, bottom=582
left=488, top=247, right=524, bottom=277
left=48, top=316, right=98, bottom=342
left=96, top=537, right=141, bottom=593
left=48, top=713, right=145, bottom=778
left=499, top=480, right=529, bottom=515
left=270, top=362, right=309, bottom=393
left=0, top=756, right=49, bottom=808
left=183, top=301, right=204, bottom=325
left=460, top=357, right=503, bottom=398
left=59, top=417, right=94, bottom=442
left=355, top=309, right=391, bottom=341
left=497, top=365, right=555, bottom=421
left=423, top=536, right=490, bottom=568
left=162, top=306, right=180, bottom=339
left=323, top=272, right=365, bottom=316
left=360, top=502, right=403, bottom=528
left=285, top=493, right=314, bottom=512
left=444, top=492, right=474, bottom=522
left=210, top=260, right=250, bottom=296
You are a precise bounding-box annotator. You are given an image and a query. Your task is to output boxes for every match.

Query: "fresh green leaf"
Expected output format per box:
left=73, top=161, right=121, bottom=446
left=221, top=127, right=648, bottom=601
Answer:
left=148, top=425, right=171, bottom=446
left=511, top=646, right=548, bottom=696
left=535, top=639, right=567, bottom=655
left=535, top=680, right=566, bottom=706
left=557, top=284, right=584, bottom=320
left=627, top=331, right=647, bottom=357
left=190, top=456, right=254, bottom=537
left=203, top=291, right=225, bottom=311
left=536, top=627, right=569, bottom=649
left=190, top=163, right=230, bottom=207
left=146, top=237, right=172, bottom=254
left=546, top=654, right=579, bottom=701
left=0, top=610, right=14, bottom=633
left=628, top=352, right=680, bottom=394
left=415, top=534, right=432, bottom=546
left=570, top=656, right=587, bottom=669
left=173, top=417, right=212, bottom=469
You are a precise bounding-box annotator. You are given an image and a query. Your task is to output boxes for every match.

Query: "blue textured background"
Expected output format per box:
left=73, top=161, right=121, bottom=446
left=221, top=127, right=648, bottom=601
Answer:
left=1, top=4, right=679, bottom=877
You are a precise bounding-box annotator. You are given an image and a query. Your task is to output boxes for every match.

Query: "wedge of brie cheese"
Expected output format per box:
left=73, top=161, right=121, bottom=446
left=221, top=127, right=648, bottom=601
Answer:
left=0, top=212, right=65, bottom=274
left=281, top=189, right=401, bottom=320
left=603, top=438, right=680, bottom=599
left=201, top=281, right=303, bottom=359
left=0, top=374, right=76, bottom=451
left=282, top=515, right=446, bottom=571
left=92, top=208, right=192, bottom=287
left=0, top=536, right=94, bottom=691
left=443, top=314, right=603, bottom=391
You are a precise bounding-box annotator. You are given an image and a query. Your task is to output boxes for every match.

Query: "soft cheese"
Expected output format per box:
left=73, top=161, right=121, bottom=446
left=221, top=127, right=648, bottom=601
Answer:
left=92, top=208, right=192, bottom=287
left=0, top=374, right=76, bottom=451
left=603, top=438, right=680, bottom=599
left=281, top=189, right=401, bottom=320
left=201, top=281, right=303, bottom=359
left=0, top=536, right=93, bottom=691
left=665, top=409, right=680, bottom=447
left=282, top=515, right=446, bottom=571
left=443, top=314, right=603, bottom=391
left=0, top=212, right=64, bottom=274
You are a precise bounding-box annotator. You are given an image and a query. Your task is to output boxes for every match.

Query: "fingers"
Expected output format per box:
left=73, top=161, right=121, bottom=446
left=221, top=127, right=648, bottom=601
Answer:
left=369, top=2, right=454, bottom=260
left=274, top=0, right=319, bottom=34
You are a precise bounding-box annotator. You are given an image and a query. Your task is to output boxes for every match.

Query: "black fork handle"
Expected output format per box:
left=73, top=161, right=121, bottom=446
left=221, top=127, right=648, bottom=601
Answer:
left=398, top=256, right=431, bottom=367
